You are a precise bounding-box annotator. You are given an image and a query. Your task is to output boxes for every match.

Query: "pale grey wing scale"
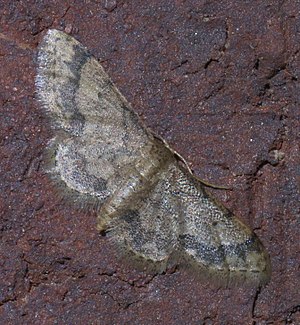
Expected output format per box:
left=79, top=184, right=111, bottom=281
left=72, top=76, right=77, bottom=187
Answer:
left=36, top=30, right=270, bottom=285
left=36, top=29, right=150, bottom=200
left=109, top=162, right=182, bottom=270
left=108, top=160, right=270, bottom=285
left=173, top=167, right=271, bottom=285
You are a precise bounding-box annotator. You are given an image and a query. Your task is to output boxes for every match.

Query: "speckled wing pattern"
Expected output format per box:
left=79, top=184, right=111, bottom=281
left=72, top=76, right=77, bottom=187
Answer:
left=36, top=29, right=271, bottom=286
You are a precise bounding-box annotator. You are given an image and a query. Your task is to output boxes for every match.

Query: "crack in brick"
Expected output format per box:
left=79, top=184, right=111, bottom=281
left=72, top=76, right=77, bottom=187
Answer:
left=251, top=286, right=262, bottom=324
left=284, top=305, right=300, bottom=325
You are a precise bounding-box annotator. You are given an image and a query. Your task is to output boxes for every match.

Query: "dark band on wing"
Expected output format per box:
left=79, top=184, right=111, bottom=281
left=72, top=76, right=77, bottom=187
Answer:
left=180, top=233, right=265, bottom=267
left=179, top=234, right=225, bottom=266
left=55, top=40, right=91, bottom=135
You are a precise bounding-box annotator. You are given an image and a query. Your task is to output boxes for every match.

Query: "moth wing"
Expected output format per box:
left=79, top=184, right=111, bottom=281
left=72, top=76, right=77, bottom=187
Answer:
left=109, top=162, right=182, bottom=271
left=36, top=29, right=151, bottom=201
left=36, top=30, right=270, bottom=286
left=174, top=167, right=271, bottom=286
left=107, top=160, right=270, bottom=285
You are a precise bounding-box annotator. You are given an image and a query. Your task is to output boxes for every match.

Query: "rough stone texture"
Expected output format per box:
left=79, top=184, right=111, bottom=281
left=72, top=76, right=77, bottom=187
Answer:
left=0, top=1, right=299, bottom=324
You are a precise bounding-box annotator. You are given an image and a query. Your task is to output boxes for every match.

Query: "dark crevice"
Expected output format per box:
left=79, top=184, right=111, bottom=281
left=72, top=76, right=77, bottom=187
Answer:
left=98, top=269, right=160, bottom=288
left=204, top=58, right=219, bottom=69
left=100, top=288, right=141, bottom=310
left=266, top=63, right=287, bottom=81
left=203, top=80, right=225, bottom=100
left=284, top=305, right=300, bottom=324
left=258, top=82, right=270, bottom=98
left=222, top=19, right=230, bottom=53
left=61, top=5, right=71, bottom=19
left=184, top=68, right=201, bottom=75
left=254, top=58, right=260, bottom=70
left=18, top=153, right=43, bottom=181
left=251, top=286, right=262, bottom=324
left=246, top=159, right=270, bottom=179
left=170, top=59, right=189, bottom=71
left=204, top=20, right=229, bottom=70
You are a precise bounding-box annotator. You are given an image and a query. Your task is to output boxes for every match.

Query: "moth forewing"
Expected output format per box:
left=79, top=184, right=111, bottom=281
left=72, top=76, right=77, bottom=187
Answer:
left=36, top=29, right=271, bottom=287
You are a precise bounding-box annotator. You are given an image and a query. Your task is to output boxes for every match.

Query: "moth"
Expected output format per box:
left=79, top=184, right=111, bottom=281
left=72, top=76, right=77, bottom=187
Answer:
left=36, top=29, right=271, bottom=286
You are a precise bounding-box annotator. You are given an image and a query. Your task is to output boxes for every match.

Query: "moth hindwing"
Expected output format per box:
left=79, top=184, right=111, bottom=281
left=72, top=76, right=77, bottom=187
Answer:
left=36, top=29, right=271, bottom=286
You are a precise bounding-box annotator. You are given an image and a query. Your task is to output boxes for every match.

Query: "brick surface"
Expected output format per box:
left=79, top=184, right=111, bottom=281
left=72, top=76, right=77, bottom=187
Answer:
left=0, top=1, right=299, bottom=324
